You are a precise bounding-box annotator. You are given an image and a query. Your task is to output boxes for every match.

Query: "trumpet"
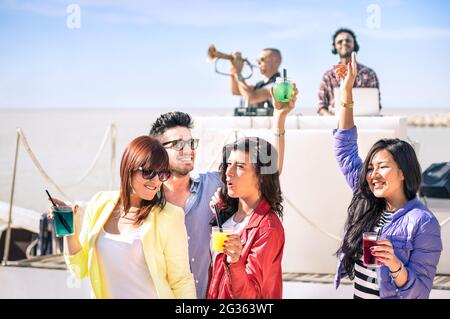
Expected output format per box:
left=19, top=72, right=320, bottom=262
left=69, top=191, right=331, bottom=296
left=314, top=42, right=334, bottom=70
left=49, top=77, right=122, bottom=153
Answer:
left=207, top=44, right=256, bottom=80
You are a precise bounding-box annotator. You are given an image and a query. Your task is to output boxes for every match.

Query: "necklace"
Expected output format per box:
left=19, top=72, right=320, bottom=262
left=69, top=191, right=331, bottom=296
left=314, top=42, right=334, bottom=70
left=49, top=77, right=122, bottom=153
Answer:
left=111, top=206, right=140, bottom=221
left=233, top=209, right=254, bottom=224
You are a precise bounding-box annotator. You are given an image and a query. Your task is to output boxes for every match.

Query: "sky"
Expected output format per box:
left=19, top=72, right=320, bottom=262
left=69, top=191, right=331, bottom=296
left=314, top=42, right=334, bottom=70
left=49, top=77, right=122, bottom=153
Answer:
left=1, top=0, right=450, bottom=111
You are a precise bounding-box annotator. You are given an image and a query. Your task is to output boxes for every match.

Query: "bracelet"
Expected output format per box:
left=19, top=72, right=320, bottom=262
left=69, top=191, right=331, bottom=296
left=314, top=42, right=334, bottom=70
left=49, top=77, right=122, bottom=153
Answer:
left=390, top=262, right=403, bottom=273
left=274, top=129, right=285, bottom=137
left=390, top=263, right=403, bottom=279
left=341, top=100, right=354, bottom=109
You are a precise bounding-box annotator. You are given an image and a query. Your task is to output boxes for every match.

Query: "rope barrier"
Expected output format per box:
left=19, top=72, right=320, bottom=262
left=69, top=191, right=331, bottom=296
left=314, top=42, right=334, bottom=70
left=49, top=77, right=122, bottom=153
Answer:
left=16, top=124, right=116, bottom=202
left=61, top=124, right=115, bottom=188
left=17, top=128, right=74, bottom=202
left=284, top=196, right=342, bottom=242
left=440, top=216, right=450, bottom=227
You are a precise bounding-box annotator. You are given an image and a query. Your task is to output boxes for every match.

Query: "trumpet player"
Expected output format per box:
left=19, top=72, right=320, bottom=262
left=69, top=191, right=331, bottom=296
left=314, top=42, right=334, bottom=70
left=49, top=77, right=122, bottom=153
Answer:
left=230, top=48, right=282, bottom=116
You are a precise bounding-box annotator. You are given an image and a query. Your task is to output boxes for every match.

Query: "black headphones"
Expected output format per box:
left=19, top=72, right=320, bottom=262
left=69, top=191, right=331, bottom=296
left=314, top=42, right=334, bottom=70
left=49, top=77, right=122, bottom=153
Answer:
left=331, top=28, right=360, bottom=55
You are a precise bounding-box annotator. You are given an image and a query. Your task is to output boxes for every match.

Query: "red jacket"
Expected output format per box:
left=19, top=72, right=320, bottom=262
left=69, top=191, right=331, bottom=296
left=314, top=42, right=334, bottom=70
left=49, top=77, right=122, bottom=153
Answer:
left=207, top=198, right=285, bottom=299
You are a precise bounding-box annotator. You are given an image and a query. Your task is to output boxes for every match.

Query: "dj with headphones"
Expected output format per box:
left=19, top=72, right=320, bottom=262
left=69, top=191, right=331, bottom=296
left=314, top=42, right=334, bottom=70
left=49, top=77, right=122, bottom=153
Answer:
left=230, top=48, right=282, bottom=116
left=317, top=28, right=381, bottom=116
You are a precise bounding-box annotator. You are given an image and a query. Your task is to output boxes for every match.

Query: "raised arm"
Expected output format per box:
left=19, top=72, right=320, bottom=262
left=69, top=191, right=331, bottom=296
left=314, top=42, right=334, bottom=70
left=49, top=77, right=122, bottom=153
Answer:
left=228, top=51, right=263, bottom=102
left=271, top=84, right=298, bottom=176
left=333, top=52, right=363, bottom=192
left=336, top=51, right=357, bottom=129
left=229, top=51, right=244, bottom=96
left=233, top=76, right=270, bottom=104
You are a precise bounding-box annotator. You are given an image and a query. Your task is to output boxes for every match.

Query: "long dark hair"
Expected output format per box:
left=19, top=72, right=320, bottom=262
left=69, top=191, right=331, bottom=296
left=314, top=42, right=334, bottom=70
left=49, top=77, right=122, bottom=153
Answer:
left=120, top=136, right=169, bottom=225
left=211, top=137, right=283, bottom=226
left=339, top=138, right=421, bottom=278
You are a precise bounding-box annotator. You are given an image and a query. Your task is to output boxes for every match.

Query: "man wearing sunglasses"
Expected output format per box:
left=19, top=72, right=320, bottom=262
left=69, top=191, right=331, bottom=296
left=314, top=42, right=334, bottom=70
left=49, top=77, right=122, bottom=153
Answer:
left=149, top=112, right=222, bottom=299
left=317, top=28, right=381, bottom=116
left=149, top=100, right=296, bottom=298
left=229, top=48, right=282, bottom=116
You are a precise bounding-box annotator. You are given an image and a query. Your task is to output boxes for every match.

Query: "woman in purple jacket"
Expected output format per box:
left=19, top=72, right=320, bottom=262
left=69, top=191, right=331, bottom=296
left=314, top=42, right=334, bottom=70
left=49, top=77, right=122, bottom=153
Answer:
left=333, top=52, right=442, bottom=299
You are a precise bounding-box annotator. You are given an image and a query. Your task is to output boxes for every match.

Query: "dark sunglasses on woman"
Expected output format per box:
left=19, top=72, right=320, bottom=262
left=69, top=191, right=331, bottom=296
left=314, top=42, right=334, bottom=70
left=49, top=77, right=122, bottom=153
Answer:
left=138, top=167, right=171, bottom=182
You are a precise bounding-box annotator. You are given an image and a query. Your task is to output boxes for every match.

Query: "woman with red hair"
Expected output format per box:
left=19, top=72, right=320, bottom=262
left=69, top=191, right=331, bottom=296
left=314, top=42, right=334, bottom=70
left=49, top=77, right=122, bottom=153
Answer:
left=48, top=136, right=196, bottom=299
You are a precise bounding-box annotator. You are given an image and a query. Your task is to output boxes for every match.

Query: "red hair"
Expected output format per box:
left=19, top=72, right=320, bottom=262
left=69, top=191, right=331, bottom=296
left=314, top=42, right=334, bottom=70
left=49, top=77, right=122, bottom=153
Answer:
left=119, top=136, right=169, bottom=224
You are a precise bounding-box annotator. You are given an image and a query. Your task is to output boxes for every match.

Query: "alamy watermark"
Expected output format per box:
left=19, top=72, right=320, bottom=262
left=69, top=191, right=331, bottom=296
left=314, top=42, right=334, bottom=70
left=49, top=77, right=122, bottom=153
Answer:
left=223, top=138, right=279, bottom=175
left=66, top=4, right=81, bottom=29
left=66, top=264, right=81, bottom=289
left=367, top=4, right=381, bottom=30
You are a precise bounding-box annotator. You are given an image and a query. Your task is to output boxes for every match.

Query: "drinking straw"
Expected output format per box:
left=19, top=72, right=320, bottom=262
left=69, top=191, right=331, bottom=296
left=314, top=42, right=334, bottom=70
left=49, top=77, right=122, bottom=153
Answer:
left=376, top=226, right=383, bottom=240
left=214, top=203, right=223, bottom=232
left=45, top=189, right=71, bottom=233
left=283, top=68, right=287, bottom=81
left=45, top=189, right=58, bottom=207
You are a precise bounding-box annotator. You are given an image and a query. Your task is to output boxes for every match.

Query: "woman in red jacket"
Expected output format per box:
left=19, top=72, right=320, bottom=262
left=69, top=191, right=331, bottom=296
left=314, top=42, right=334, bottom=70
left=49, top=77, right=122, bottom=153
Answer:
left=207, top=137, right=285, bottom=299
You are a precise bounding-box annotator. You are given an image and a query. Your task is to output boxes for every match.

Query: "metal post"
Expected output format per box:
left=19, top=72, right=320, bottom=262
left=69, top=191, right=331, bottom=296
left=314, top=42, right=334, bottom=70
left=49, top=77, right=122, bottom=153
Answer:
left=2, top=129, right=21, bottom=266
left=110, top=124, right=116, bottom=190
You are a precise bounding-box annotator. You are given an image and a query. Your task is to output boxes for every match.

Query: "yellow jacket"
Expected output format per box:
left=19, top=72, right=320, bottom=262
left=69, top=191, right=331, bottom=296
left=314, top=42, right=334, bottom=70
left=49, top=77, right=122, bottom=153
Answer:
left=64, top=191, right=197, bottom=299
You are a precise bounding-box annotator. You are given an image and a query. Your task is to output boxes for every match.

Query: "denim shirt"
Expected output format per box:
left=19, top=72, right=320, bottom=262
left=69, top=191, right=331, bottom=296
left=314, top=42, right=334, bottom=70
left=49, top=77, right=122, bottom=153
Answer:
left=333, top=126, right=442, bottom=299
left=184, top=171, right=223, bottom=299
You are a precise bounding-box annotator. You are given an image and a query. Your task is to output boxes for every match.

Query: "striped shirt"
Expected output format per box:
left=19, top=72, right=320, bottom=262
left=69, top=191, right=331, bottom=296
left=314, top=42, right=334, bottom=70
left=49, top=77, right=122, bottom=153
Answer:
left=318, top=62, right=381, bottom=114
left=353, top=211, right=392, bottom=299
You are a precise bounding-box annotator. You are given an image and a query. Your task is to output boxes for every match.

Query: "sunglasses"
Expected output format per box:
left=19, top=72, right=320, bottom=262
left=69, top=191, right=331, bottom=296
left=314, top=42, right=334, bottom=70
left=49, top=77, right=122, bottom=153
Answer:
left=138, top=167, right=171, bottom=182
left=162, top=138, right=199, bottom=151
left=336, top=38, right=353, bottom=45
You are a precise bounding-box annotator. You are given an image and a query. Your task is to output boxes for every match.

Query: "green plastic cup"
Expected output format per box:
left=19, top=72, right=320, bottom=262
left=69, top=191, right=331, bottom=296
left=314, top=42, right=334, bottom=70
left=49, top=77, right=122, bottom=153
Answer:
left=53, top=205, right=74, bottom=237
left=273, top=77, right=294, bottom=103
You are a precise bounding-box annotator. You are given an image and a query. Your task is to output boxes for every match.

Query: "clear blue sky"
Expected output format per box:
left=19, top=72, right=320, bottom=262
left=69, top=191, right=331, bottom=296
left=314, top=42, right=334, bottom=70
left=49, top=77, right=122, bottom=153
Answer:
left=1, top=0, right=450, bottom=111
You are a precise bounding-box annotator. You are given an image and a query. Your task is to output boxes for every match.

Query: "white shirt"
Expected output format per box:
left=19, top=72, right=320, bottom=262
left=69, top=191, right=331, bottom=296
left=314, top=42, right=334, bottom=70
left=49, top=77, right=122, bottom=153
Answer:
left=96, top=227, right=158, bottom=299
left=223, top=212, right=252, bottom=234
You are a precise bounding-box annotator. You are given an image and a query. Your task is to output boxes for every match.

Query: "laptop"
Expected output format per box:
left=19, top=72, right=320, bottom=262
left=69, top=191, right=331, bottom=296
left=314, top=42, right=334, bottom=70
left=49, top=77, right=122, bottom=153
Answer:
left=333, top=87, right=380, bottom=116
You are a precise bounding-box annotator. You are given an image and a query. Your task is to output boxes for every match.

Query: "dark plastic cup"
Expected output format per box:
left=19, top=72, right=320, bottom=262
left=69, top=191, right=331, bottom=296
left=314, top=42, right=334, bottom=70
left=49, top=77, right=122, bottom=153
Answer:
left=362, top=232, right=382, bottom=267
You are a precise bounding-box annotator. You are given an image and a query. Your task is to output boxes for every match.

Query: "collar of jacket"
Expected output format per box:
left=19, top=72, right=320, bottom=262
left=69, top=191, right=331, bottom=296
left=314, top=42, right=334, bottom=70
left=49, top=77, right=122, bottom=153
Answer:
left=245, top=198, right=272, bottom=230
left=386, top=196, right=423, bottom=224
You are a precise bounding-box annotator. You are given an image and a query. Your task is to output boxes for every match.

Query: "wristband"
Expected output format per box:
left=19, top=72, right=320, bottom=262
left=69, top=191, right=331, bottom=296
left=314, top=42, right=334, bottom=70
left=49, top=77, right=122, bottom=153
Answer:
left=341, top=101, right=354, bottom=109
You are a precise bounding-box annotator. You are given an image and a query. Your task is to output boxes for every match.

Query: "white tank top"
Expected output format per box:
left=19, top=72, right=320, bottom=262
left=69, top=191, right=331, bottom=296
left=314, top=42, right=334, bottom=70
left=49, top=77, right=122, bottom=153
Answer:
left=96, top=227, right=158, bottom=299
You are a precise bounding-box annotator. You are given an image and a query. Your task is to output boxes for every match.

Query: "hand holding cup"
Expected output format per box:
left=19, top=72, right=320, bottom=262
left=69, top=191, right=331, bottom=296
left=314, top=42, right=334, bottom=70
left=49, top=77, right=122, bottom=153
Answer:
left=46, top=196, right=78, bottom=237
left=333, top=51, right=358, bottom=92
left=223, top=233, right=243, bottom=264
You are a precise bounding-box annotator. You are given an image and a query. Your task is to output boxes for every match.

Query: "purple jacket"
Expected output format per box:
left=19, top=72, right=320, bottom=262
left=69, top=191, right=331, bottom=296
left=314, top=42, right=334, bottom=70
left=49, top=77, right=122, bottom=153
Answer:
left=333, top=126, right=442, bottom=299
